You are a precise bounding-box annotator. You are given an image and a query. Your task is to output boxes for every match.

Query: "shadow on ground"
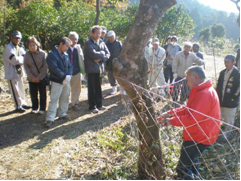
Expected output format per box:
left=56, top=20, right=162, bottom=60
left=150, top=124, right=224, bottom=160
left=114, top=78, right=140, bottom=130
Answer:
left=0, top=89, right=127, bottom=149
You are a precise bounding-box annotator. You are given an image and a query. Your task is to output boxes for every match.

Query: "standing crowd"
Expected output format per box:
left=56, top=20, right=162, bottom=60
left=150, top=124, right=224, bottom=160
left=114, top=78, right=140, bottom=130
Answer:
left=2, top=26, right=240, bottom=179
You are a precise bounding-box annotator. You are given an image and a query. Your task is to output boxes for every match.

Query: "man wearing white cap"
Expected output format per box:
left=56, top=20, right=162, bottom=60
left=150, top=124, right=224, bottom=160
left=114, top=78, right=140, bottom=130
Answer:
left=146, top=38, right=166, bottom=87
left=106, top=30, right=122, bottom=95
left=3, top=31, right=31, bottom=113
left=172, top=42, right=205, bottom=103
left=145, top=38, right=153, bottom=61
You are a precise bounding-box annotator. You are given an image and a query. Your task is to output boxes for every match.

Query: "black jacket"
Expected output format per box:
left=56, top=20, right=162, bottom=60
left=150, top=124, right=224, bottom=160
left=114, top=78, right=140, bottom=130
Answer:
left=105, top=40, right=122, bottom=71
left=216, top=66, right=240, bottom=108
left=84, top=37, right=110, bottom=74
left=46, top=47, right=73, bottom=84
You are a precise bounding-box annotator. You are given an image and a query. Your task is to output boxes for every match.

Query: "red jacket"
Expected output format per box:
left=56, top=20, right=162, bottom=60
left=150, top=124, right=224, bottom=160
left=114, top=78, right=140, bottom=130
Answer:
left=168, top=80, right=221, bottom=145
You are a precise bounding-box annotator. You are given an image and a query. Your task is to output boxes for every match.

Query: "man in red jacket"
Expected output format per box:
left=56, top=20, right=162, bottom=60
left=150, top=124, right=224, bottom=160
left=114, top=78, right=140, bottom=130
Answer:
left=158, top=66, right=221, bottom=179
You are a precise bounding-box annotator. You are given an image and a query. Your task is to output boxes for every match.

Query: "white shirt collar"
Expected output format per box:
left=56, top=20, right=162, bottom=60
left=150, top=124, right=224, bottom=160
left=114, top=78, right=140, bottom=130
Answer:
left=225, top=67, right=234, bottom=74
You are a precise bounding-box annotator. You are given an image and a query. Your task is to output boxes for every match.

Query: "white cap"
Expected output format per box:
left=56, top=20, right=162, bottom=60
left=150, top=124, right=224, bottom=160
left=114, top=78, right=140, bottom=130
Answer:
left=154, top=38, right=160, bottom=45
left=107, top=30, right=116, bottom=37
left=184, top=42, right=192, bottom=47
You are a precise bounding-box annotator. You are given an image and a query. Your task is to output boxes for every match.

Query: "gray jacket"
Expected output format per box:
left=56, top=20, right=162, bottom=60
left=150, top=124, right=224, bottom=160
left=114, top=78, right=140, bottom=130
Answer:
left=84, top=37, right=110, bottom=74
left=24, top=49, right=48, bottom=82
left=105, top=40, right=122, bottom=71
left=166, top=43, right=181, bottom=66
left=172, top=51, right=205, bottom=78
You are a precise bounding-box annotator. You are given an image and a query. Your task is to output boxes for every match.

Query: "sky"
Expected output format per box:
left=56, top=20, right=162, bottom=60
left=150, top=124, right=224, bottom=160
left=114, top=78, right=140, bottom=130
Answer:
left=197, top=0, right=239, bottom=13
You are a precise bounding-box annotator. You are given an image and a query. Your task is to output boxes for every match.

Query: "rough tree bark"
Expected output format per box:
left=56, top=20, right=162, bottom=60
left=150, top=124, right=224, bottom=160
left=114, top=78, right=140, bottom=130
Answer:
left=113, top=0, right=176, bottom=179
left=94, top=0, right=100, bottom=25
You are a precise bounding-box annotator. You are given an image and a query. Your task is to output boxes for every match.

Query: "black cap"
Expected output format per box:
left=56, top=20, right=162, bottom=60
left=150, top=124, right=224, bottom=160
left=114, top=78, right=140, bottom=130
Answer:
left=12, top=31, right=22, bottom=39
left=193, top=43, right=200, bottom=48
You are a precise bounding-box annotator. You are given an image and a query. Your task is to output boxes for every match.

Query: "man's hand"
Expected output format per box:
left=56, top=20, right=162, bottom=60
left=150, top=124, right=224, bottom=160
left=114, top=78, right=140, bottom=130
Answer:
left=31, top=78, right=40, bottom=83
left=170, top=55, right=174, bottom=59
left=173, top=73, right=177, bottom=80
left=158, top=117, right=171, bottom=127
left=94, top=59, right=101, bottom=63
left=157, top=113, right=172, bottom=127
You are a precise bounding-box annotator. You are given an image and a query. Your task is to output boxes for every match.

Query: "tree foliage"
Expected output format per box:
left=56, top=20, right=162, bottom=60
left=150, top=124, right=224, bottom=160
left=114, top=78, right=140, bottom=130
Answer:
left=3, top=0, right=137, bottom=50
left=199, top=27, right=211, bottom=43
left=156, top=5, right=196, bottom=46
left=211, top=23, right=226, bottom=38
left=177, top=0, right=239, bottom=41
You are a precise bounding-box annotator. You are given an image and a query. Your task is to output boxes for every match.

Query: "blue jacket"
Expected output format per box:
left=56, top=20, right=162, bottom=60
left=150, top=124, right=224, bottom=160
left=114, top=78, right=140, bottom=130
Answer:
left=46, top=46, right=73, bottom=84
left=84, top=37, right=110, bottom=74
left=106, top=40, right=122, bottom=71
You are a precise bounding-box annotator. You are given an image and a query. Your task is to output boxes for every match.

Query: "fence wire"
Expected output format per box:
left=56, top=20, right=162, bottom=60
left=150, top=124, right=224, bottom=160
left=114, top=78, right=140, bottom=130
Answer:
left=118, top=76, right=240, bottom=180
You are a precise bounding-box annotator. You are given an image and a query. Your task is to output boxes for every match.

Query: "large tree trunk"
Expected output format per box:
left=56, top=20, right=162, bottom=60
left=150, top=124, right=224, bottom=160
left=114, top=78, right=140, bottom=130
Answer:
left=94, top=0, right=100, bottom=25
left=113, top=0, right=176, bottom=179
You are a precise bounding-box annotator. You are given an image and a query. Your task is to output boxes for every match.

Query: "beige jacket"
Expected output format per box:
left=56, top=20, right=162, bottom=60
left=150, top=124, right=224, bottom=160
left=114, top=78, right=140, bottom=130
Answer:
left=172, top=51, right=205, bottom=78
left=76, top=44, right=85, bottom=74
left=24, top=49, right=48, bottom=82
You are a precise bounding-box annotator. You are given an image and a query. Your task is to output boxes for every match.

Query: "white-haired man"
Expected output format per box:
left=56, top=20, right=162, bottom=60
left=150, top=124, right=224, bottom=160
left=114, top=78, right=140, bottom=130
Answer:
left=67, top=31, right=85, bottom=111
left=146, top=38, right=166, bottom=88
left=105, top=30, right=122, bottom=95
left=172, top=42, right=205, bottom=104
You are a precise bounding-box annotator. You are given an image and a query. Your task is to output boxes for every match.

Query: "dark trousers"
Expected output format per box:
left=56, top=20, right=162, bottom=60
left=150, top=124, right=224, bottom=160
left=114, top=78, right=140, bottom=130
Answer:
left=87, top=73, right=102, bottom=110
left=164, top=66, right=173, bottom=83
left=29, top=82, right=46, bottom=111
left=177, top=141, right=210, bottom=180
left=172, top=77, right=190, bottom=102
left=107, top=71, right=117, bottom=87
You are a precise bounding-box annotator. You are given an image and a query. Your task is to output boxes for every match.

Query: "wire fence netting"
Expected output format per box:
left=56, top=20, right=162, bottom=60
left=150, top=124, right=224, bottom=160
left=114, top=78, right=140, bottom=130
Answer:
left=118, top=76, right=240, bottom=180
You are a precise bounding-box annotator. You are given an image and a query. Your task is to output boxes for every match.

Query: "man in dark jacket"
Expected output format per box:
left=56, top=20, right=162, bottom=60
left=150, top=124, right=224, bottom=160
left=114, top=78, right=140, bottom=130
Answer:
left=105, top=30, right=122, bottom=95
left=216, top=54, right=240, bottom=139
left=192, top=44, right=203, bottom=60
left=235, top=48, right=240, bottom=70
left=84, top=25, right=110, bottom=113
left=45, top=37, right=73, bottom=128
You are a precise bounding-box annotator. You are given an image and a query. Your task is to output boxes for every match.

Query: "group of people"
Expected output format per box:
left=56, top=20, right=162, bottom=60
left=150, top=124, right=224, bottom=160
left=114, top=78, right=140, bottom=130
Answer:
left=153, top=37, right=239, bottom=178
left=2, top=27, right=240, bottom=179
left=3, top=25, right=122, bottom=128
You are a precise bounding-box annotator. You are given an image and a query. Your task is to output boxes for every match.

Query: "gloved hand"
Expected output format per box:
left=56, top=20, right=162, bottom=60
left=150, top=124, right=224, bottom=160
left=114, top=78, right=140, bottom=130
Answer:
left=65, top=75, right=71, bottom=82
left=173, top=73, right=177, bottom=80
left=63, top=75, right=71, bottom=85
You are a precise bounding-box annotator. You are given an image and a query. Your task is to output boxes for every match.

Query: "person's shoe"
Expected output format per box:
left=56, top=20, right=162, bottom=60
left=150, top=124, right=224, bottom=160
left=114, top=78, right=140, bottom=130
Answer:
left=110, top=86, right=117, bottom=95
left=90, top=108, right=99, bottom=114
left=22, top=105, right=31, bottom=109
left=72, top=104, right=81, bottom=111
left=16, top=107, right=26, bottom=113
left=60, top=115, right=71, bottom=121
left=45, top=120, right=53, bottom=128
left=98, top=106, right=106, bottom=111
left=31, top=110, right=38, bottom=114
left=38, top=110, right=45, bottom=115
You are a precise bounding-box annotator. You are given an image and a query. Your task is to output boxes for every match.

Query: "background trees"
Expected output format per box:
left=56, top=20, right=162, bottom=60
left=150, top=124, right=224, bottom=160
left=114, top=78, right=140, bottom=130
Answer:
left=1, top=0, right=137, bottom=50
left=156, top=5, right=195, bottom=46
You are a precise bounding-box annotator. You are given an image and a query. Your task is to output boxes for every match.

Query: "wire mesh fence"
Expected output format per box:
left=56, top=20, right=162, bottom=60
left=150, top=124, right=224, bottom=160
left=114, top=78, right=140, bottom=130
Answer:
left=118, top=76, right=240, bottom=180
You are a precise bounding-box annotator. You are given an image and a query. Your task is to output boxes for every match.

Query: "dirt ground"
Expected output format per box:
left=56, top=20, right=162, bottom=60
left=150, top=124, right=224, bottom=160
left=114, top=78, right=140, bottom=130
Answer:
left=0, top=55, right=229, bottom=179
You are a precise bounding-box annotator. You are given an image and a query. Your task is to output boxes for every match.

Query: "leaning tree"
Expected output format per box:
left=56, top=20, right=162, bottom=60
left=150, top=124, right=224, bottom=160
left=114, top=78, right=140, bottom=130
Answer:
left=113, top=0, right=176, bottom=179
